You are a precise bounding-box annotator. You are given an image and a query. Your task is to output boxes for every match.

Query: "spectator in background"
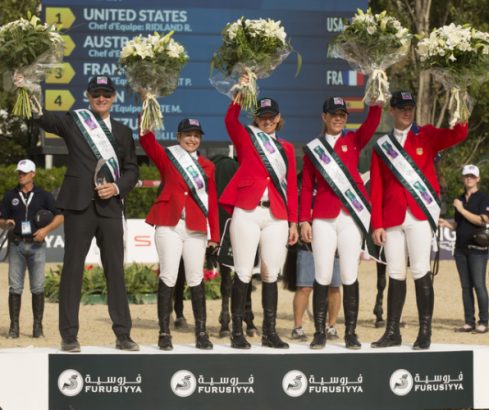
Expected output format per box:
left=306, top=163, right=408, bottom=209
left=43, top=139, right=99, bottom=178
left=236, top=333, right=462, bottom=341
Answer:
left=0, top=160, right=63, bottom=339
left=439, top=164, right=489, bottom=334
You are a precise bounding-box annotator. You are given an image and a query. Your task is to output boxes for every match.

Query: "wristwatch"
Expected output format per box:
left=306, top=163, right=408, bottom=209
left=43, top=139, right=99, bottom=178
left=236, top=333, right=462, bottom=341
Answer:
left=299, top=221, right=310, bottom=227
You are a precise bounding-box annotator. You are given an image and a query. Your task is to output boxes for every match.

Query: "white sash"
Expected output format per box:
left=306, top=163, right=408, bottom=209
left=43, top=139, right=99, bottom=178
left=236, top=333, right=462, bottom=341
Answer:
left=304, top=138, right=371, bottom=238
left=166, top=145, right=210, bottom=239
left=72, top=109, right=120, bottom=181
left=247, top=125, right=288, bottom=204
left=375, top=134, right=441, bottom=232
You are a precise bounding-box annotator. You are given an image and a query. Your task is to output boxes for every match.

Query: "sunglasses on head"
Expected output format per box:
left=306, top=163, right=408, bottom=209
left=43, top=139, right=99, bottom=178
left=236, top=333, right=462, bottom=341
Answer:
left=90, top=91, right=113, bottom=99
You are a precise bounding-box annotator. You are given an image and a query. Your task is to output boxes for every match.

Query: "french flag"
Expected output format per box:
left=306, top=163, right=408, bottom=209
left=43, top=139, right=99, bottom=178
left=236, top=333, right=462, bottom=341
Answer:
left=342, top=71, right=365, bottom=86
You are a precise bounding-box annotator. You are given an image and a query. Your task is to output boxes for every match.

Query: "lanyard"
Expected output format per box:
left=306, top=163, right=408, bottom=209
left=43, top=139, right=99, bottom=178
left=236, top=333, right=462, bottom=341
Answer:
left=18, top=192, right=34, bottom=221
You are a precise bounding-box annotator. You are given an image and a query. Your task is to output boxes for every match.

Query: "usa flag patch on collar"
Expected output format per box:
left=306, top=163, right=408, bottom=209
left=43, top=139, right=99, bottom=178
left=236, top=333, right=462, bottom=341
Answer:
left=417, top=148, right=423, bottom=155
left=342, top=145, right=348, bottom=152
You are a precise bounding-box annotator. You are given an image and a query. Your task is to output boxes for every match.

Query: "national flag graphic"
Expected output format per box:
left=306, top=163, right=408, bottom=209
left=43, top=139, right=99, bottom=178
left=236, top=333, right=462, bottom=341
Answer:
left=343, top=97, right=364, bottom=113
left=342, top=71, right=365, bottom=86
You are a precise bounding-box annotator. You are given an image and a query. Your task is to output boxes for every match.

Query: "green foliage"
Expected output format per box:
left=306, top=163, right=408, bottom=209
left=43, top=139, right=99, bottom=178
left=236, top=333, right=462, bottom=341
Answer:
left=44, top=263, right=159, bottom=305
left=125, top=163, right=160, bottom=218
left=0, top=164, right=67, bottom=196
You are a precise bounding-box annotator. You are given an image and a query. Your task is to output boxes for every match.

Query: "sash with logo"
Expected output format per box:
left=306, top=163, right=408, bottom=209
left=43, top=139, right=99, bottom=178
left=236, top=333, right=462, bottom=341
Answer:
left=70, top=109, right=121, bottom=183
left=374, top=132, right=441, bottom=232
left=245, top=125, right=289, bottom=208
left=165, top=145, right=211, bottom=239
left=303, top=136, right=384, bottom=262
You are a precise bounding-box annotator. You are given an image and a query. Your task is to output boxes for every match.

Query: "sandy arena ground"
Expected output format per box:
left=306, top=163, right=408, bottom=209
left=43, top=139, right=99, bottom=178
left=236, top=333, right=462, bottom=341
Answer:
left=0, top=260, right=487, bottom=349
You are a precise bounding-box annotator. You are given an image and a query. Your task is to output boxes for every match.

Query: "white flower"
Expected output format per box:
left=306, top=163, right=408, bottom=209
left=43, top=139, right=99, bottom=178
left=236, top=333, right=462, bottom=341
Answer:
left=367, top=26, right=376, bottom=35
left=449, top=54, right=457, bottom=61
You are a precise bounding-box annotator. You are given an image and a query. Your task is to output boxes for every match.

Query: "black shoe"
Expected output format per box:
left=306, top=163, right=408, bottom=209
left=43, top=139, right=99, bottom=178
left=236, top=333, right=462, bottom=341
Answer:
left=32, top=292, right=45, bottom=338
left=231, top=276, right=251, bottom=349
left=261, top=282, right=289, bottom=349
left=116, top=334, right=140, bottom=351
left=455, top=325, right=475, bottom=333
left=174, top=316, right=188, bottom=329
left=190, top=282, right=213, bottom=350
left=157, top=279, right=174, bottom=348
left=343, top=280, right=361, bottom=350
left=371, top=278, right=406, bottom=348
left=196, top=332, right=213, bottom=350
left=413, top=273, right=434, bottom=350
left=7, top=293, right=21, bottom=339
left=310, top=280, right=329, bottom=349
left=218, top=312, right=231, bottom=338
left=310, top=331, right=326, bottom=349
left=61, top=336, right=81, bottom=352
left=158, top=333, right=173, bottom=350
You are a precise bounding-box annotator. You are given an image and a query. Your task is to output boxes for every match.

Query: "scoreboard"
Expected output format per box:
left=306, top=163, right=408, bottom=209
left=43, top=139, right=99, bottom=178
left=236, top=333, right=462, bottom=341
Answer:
left=41, top=0, right=368, bottom=150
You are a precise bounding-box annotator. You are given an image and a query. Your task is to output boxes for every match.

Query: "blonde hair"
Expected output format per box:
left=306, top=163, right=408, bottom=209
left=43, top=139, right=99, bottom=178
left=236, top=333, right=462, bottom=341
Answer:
left=320, top=121, right=328, bottom=137
left=250, top=118, right=285, bottom=131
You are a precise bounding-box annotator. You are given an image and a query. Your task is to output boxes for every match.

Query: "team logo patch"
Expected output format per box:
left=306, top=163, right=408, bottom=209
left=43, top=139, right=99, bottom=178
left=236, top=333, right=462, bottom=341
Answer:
left=171, top=370, right=197, bottom=397
left=469, top=166, right=476, bottom=170
left=401, top=92, right=412, bottom=100
left=58, top=369, right=84, bottom=397
left=416, top=148, right=423, bottom=155
left=11, top=198, right=19, bottom=206
left=19, top=160, right=26, bottom=165
left=342, top=145, right=348, bottom=152
left=282, top=370, right=308, bottom=397
left=189, top=119, right=200, bottom=126
left=97, top=76, right=108, bottom=84
left=261, top=99, right=271, bottom=107
left=334, top=98, right=344, bottom=105
left=389, top=369, right=413, bottom=396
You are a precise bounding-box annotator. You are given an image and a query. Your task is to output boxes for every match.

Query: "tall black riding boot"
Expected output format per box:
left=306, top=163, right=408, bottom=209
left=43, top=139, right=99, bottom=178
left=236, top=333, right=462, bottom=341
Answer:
left=157, top=280, right=174, bottom=350
left=190, top=282, right=213, bottom=350
left=343, top=280, right=361, bottom=349
left=174, top=260, right=188, bottom=329
left=371, top=278, right=406, bottom=348
left=218, top=264, right=232, bottom=338
left=310, top=280, right=329, bottom=349
left=32, top=292, right=45, bottom=338
left=244, top=279, right=260, bottom=337
left=374, top=262, right=387, bottom=328
left=413, top=273, right=434, bottom=350
left=231, top=275, right=251, bottom=349
left=7, top=293, right=21, bottom=339
left=261, top=281, right=289, bottom=348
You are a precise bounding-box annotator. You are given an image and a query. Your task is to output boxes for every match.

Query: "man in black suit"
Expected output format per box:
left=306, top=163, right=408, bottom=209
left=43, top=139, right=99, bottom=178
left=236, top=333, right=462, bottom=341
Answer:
left=16, top=75, right=139, bottom=352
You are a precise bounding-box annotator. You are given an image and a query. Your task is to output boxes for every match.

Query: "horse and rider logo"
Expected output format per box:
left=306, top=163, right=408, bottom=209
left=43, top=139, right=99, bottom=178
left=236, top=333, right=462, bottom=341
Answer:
left=389, top=369, right=414, bottom=396
left=171, top=370, right=197, bottom=397
left=282, top=370, right=308, bottom=397
left=58, top=369, right=84, bottom=397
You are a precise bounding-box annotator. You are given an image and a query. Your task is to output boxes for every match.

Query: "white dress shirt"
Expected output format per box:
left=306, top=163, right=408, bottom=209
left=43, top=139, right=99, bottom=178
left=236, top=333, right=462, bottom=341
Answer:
left=182, top=150, right=199, bottom=219
left=325, top=132, right=342, bottom=148
left=260, top=132, right=277, bottom=201
left=393, top=124, right=412, bottom=147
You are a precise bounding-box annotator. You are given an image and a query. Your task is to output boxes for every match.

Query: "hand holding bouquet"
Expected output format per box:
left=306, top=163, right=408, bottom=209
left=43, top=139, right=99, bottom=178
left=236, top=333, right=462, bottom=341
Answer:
left=118, top=31, right=188, bottom=135
left=416, top=23, right=489, bottom=127
left=0, top=12, right=64, bottom=119
left=328, top=9, right=412, bottom=107
left=210, top=17, right=301, bottom=113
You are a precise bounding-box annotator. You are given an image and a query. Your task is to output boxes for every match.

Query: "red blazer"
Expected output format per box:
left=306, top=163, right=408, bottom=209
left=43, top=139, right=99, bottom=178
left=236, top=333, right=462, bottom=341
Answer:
left=370, top=122, right=468, bottom=231
left=219, top=101, right=298, bottom=222
left=299, top=105, right=382, bottom=222
left=139, top=130, right=220, bottom=243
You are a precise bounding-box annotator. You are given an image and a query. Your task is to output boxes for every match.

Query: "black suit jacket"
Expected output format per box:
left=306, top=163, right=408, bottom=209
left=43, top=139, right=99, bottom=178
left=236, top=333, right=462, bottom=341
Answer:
left=34, top=109, right=139, bottom=218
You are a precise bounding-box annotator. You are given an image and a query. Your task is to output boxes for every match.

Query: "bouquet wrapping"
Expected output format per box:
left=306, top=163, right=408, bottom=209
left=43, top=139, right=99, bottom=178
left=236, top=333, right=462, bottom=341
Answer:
left=210, top=18, right=301, bottom=113
left=118, top=31, right=188, bottom=135
left=0, top=13, right=64, bottom=119
left=328, top=9, right=412, bottom=107
left=416, top=23, right=489, bottom=128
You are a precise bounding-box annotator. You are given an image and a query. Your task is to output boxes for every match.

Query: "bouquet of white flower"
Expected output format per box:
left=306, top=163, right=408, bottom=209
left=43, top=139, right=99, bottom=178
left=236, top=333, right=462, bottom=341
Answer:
left=416, top=23, right=489, bottom=127
left=0, top=12, right=64, bottom=119
left=118, top=31, right=189, bottom=135
left=328, top=9, right=412, bottom=107
left=210, top=17, right=301, bottom=113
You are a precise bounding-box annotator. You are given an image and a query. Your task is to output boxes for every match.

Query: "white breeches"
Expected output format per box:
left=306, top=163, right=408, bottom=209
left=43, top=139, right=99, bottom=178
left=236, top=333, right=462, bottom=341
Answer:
left=384, top=210, right=433, bottom=280
left=155, top=220, right=207, bottom=287
left=230, top=207, right=289, bottom=284
left=312, top=209, right=362, bottom=286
